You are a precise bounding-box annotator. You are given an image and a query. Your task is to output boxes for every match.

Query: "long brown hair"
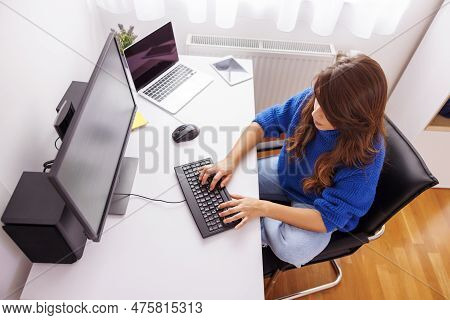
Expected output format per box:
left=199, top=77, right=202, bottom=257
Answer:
left=287, top=54, right=387, bottom=194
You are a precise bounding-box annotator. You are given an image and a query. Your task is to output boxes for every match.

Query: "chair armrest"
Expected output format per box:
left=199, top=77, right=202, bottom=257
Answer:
left=256, top=139, right=285, bottom=152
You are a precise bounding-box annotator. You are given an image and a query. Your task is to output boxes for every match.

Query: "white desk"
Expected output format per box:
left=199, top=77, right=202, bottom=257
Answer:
left=21, top=56, right=264, bottom=299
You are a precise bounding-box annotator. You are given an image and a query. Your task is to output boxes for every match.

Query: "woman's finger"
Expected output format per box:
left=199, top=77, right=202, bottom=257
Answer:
left=198, top=164, right=211, bottom=173
left=220, top=175, right=232, bottom=188
left=201, top=167, right=216, bottom=185
left=235, top=217, right=249, bottom=230
left=223, top=212, right=244, bottom=224
left=199, top=171, right=210, bottom=185
left=209, top=171, right=224, bottom=190
left=218, top=199, right=240, bottom=210
left=230, top=193, right=244, bottom=199
left=220, top=206, right=241, bottom=218
left=198, top=165, right=212, bottom=181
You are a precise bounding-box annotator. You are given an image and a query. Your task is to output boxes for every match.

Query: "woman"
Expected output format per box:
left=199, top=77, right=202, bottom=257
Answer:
left=199, top=54, right=387, bottom=267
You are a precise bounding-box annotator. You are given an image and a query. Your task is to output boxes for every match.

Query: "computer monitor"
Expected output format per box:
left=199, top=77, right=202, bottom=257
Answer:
left=49, top=32, right=137, bottom=241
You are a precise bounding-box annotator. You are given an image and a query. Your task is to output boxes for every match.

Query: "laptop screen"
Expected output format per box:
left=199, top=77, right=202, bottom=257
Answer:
left=124, top=22, right=179, bottom=91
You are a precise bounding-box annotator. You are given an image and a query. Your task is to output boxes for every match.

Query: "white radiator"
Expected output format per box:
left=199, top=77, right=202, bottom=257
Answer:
left=186, top=34, right=336, bottom=112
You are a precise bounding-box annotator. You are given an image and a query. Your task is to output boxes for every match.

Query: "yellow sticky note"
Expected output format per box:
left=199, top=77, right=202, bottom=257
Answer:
left=132, top=111, right=149, bottom=131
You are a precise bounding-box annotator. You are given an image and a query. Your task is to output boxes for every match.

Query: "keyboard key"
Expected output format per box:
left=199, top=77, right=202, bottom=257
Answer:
left=143, top=64, right=195, bottom=102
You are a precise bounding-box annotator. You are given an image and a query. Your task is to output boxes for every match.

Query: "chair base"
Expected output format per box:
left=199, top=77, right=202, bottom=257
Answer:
left=265, top=259, right=343, bottom=300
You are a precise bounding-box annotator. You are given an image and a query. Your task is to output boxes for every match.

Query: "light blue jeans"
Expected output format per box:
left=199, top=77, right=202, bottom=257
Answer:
left=258, top=156, right=333, bottom=267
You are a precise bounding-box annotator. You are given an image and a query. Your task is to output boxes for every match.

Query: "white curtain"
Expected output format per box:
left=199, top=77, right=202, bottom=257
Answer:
left=94, top=0, right=410, bottom=39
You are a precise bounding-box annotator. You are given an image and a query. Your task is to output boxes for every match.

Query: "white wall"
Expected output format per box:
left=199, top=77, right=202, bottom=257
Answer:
left=0, top=0, right=104, bottom=299
left=386, top=0, right=449, bottom=140
left=94, top=0, right=443, bottom=96
left=386, top=0, right=450, bottom=187
left=414, top=131, right=450, bottom=188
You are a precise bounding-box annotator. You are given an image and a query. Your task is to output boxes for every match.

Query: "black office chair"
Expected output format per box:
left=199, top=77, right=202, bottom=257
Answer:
left=257, top=117, right=438, bottom=299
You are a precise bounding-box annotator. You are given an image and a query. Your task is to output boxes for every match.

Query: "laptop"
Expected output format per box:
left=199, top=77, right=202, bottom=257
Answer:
left=124, top=22, right=213, bottom=114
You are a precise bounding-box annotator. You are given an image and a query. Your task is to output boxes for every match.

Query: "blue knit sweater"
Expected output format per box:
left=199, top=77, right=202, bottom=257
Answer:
left=254, top=88, right=385, bottom=232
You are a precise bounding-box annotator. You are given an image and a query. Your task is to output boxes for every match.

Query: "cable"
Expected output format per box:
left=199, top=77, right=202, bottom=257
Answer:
left=42, top=160, right=54, bottom=172
left=114, top=192, right=186, bottom=204
left=54, top=137, right=61, bottom=150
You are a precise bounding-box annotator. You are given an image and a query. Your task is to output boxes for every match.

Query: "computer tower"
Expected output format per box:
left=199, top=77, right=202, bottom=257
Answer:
left=1, top=172, right=87, bottom=264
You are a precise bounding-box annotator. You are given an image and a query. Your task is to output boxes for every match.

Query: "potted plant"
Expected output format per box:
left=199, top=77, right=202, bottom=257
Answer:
left=111, top=24, right=137, bottom=53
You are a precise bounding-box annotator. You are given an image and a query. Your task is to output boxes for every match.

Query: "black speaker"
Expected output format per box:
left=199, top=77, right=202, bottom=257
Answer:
left=54, top=81, right=87, bottom=140
left=54, top=101, right=75, bottom=139
left=1, top=172, right=87, bottom=264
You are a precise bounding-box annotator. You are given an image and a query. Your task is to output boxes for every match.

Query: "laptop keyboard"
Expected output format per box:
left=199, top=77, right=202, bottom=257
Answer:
left=143, top=64, right=196, bottom=102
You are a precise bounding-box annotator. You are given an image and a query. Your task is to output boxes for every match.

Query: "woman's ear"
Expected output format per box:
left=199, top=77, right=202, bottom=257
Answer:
left=313, top=99, right=319, bottom=111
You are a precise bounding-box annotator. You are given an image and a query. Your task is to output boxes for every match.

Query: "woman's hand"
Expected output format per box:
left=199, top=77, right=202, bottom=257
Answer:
left=218, top=194, right=268, bottom=229
left=197, top=122, right=264, bottom=191
left=198, top=157, right=236, bottom=190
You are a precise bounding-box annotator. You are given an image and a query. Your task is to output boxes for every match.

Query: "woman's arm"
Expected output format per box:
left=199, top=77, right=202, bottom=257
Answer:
left=219, top=195, right=327, bottom=232
left=227, top=122, right=265, bottom=168
left=199, top=122, right=264, bottom=189
left=263, top=201, right=327, bottom=233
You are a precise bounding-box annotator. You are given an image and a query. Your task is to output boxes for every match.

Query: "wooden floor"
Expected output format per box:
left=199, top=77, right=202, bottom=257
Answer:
left=264, top=188, right=450, bottom=299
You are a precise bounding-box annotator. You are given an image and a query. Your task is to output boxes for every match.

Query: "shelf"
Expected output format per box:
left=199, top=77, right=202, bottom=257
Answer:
left=426, top=114, right=450, bottom=132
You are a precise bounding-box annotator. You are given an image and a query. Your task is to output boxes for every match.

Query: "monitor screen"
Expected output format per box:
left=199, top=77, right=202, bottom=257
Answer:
left=124, top=22, right=179, bottom=91
left=50, top=33, right=136, bottom=241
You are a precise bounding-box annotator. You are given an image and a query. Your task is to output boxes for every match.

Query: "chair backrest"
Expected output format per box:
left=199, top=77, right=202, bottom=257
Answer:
left=355, top=117, right=438, bottom=235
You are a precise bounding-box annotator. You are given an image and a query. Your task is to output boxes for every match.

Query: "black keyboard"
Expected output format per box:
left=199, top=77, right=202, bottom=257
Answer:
left=174, top=158, right=239, bottom=238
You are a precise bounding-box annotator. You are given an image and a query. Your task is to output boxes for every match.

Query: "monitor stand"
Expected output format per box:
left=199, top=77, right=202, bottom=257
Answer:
left=109, top=157, right=139, bottom=215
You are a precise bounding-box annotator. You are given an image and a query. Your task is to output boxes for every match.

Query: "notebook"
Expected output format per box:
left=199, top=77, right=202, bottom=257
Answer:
left=132, top=111, right=148, bottom=131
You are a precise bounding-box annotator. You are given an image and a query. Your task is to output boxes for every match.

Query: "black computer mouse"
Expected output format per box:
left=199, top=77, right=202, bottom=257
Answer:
left=172, top=124, right=200, bottom=143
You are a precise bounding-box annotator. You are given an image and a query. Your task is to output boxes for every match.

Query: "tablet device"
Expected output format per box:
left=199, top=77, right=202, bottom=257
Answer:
left=211, top=56, right=253, bottom=86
